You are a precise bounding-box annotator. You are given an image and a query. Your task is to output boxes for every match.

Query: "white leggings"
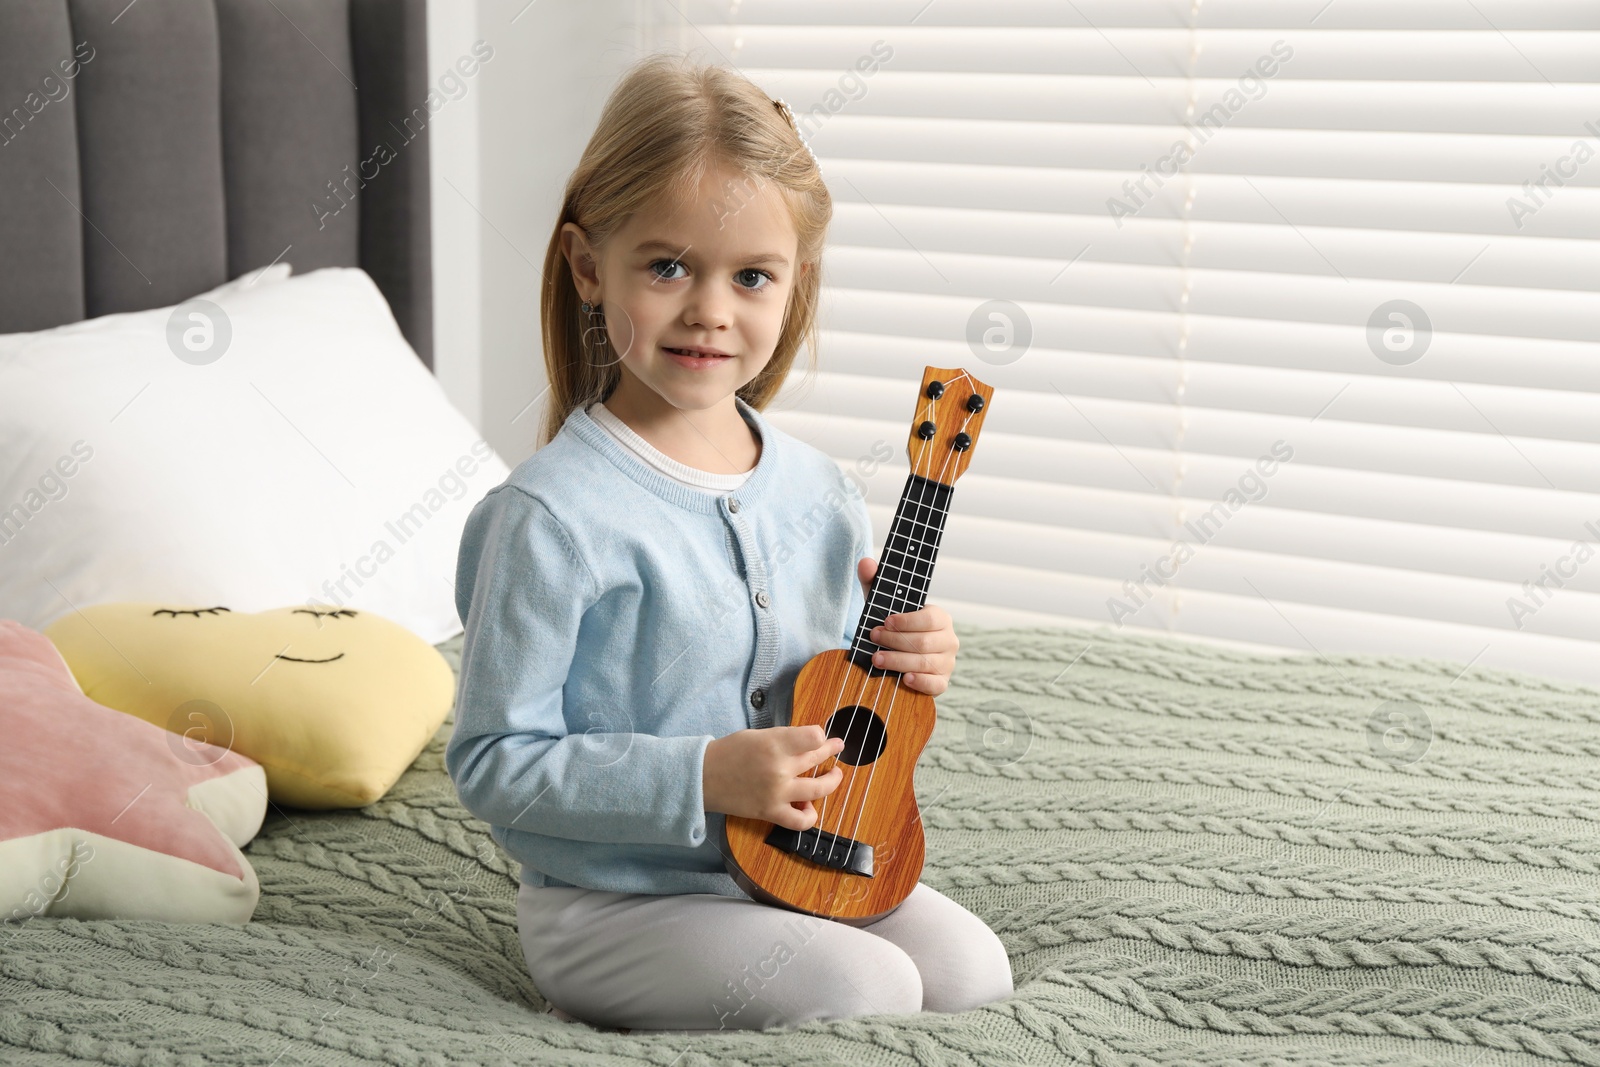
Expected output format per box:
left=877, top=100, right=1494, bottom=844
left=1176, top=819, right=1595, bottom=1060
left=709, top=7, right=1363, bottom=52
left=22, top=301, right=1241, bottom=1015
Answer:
left=515, top=880, right=1015, bottom=1033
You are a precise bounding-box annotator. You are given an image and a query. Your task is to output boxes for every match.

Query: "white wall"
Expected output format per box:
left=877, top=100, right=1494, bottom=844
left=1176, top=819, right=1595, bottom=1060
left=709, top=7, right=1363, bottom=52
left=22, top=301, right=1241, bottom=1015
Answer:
left=425, top=0, right=482, bottom=431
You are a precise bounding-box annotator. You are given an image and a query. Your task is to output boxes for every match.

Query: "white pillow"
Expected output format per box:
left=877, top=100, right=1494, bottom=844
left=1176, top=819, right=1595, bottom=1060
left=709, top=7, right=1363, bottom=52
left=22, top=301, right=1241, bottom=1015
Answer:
left=0, top=267, right=509, bottom=645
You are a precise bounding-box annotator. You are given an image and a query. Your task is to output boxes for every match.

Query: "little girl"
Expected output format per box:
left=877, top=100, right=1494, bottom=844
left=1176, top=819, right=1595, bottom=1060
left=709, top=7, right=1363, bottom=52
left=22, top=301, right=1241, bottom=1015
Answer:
left=447, top=53, right=1013, bottom=1035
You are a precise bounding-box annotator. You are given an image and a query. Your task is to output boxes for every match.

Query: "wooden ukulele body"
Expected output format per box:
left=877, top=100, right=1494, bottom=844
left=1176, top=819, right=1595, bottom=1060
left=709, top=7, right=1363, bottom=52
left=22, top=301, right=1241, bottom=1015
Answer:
left=723, top=646, right=935, bottom=926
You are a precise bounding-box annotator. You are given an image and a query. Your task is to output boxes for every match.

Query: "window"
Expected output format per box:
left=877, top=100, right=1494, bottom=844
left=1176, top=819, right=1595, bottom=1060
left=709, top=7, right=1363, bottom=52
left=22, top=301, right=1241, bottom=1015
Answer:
left=650, top=1, right=1600, bottom=685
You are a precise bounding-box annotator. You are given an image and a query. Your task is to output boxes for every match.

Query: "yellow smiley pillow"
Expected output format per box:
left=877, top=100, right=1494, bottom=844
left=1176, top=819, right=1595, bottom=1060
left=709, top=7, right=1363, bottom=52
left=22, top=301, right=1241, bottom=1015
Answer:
left=44, top=605, right=455, bottom=809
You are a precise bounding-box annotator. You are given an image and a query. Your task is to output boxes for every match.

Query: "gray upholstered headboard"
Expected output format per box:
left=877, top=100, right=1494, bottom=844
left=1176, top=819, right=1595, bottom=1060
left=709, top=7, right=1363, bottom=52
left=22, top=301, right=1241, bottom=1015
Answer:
left=0, top=0, right=433, bottom=368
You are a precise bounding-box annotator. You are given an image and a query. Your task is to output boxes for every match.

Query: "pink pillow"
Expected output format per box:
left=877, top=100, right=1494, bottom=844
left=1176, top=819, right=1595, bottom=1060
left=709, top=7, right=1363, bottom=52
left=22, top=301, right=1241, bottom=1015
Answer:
left=0, top=620, right=267, bottom=924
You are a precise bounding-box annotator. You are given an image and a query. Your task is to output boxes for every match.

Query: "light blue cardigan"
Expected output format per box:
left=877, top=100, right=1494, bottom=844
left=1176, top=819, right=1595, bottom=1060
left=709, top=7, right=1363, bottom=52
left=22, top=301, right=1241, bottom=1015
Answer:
left=447, top=395, right=874, bottom=896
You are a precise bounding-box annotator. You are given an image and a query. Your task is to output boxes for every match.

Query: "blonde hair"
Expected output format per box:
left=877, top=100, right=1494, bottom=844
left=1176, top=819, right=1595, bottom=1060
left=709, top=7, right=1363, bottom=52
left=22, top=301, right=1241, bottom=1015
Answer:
left=537, top=53, right=832, bottom=448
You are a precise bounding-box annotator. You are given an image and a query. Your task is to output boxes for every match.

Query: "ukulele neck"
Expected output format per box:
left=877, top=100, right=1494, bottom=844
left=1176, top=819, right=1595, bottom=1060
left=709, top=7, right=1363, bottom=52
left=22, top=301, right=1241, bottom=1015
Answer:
left=846, top=472, right=954, bottom=674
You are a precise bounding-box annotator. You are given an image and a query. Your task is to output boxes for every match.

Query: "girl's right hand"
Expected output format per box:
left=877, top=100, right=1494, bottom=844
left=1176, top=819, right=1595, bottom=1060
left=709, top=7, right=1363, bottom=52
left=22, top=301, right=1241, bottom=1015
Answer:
left=703, top=725, right=846, bottom=831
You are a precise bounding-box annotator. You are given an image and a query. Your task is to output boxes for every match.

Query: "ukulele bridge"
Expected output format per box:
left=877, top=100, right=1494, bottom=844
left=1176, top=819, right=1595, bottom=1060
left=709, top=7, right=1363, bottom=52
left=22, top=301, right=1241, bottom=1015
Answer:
left=764, top=824, right=874, bottom=877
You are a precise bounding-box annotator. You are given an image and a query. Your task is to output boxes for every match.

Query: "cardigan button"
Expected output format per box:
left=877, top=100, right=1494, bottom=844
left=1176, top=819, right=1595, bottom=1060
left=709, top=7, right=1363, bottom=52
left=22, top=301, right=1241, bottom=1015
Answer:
left=755, top=591, right=770, bottom=609
left=727, top=497, right=741, bottom=513
left=750, top=688, right=766, bottom=709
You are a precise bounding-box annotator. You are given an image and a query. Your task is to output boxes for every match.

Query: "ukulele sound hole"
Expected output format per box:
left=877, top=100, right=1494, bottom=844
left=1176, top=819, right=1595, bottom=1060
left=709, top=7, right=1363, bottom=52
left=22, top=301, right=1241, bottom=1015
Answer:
left=825, top=706, right=887, bottom=766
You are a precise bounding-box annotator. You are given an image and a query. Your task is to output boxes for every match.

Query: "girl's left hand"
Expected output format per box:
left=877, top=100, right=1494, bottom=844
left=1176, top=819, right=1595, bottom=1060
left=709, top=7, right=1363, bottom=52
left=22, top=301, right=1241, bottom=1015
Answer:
left=857, top=557, right=959, bottom=696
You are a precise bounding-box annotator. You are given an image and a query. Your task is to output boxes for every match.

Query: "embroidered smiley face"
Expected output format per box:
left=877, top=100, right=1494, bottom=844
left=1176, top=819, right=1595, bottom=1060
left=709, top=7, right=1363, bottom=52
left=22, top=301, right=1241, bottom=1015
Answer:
left=151, top=605, right=357, bottom=666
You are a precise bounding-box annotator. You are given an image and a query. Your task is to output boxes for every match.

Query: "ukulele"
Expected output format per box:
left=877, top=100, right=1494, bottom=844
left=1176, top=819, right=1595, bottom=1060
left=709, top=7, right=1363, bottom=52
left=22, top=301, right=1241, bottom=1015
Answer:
left=722, top=365, right=994, bottom=926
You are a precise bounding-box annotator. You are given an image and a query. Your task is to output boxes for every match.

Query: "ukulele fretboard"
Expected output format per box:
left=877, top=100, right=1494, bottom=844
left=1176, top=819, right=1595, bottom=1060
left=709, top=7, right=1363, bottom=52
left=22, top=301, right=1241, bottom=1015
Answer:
left=846, top=472, right=953, bottom=674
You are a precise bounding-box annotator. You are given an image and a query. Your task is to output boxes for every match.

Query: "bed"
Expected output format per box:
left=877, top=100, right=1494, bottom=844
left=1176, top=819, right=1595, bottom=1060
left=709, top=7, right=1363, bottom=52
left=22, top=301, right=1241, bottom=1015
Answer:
left=6, top=3, right=1600, bottom=1066
left=10, top=626, right=1600, bottom=1066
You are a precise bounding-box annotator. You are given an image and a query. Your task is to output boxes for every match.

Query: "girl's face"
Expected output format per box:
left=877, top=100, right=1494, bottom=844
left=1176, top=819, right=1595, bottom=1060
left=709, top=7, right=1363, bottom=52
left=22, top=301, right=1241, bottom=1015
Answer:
left=561, top=161, right=805, bottom=415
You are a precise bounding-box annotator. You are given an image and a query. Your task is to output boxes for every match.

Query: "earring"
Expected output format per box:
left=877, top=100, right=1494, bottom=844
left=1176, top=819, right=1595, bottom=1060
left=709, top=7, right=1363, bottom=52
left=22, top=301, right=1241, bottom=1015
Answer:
left=581, top=299, right=621, bottom=367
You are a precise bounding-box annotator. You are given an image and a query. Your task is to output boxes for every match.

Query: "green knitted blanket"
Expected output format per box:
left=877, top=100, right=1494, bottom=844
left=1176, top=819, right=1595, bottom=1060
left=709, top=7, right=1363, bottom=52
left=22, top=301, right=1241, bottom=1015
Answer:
left=5, top=625, right=1600, bottom=1067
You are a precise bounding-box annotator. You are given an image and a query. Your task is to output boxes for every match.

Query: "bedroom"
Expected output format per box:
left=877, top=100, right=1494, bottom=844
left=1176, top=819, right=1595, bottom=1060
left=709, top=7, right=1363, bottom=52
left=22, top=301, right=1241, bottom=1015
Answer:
left=3, top=1, right=1599, bottom=1065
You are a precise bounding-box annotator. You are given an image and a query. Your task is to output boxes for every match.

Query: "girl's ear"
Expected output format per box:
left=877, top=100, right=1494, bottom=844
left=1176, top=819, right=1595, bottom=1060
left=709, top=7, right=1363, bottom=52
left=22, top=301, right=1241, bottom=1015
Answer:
left=560, top=222, right=601, bottom=299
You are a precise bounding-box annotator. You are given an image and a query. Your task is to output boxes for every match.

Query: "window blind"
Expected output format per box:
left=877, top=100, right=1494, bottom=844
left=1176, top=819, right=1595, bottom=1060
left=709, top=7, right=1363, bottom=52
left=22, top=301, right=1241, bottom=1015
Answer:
left=654, top=0, right=1600, bottom=685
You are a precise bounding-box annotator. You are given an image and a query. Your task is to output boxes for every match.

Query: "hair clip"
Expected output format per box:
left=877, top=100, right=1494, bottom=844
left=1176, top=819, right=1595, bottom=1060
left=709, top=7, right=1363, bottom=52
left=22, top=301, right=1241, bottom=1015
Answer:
left=772, top=97, right=821, bottom=171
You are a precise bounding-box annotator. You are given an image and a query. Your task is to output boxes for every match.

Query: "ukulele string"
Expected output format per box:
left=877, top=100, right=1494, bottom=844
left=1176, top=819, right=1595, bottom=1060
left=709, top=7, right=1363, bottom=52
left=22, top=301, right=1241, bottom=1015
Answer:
left=835, top=390, right=971, bottom=866
left=806, top=385, right=946, bottom=835
left=813, top=373, right=974, bottom=870
left=811, top=439, right=940, bottom=845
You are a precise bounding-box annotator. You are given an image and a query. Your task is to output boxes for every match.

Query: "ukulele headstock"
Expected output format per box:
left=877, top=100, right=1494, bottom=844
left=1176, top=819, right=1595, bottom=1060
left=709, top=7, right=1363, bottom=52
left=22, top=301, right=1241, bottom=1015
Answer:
left=905, top=366, right=993, bottom=488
